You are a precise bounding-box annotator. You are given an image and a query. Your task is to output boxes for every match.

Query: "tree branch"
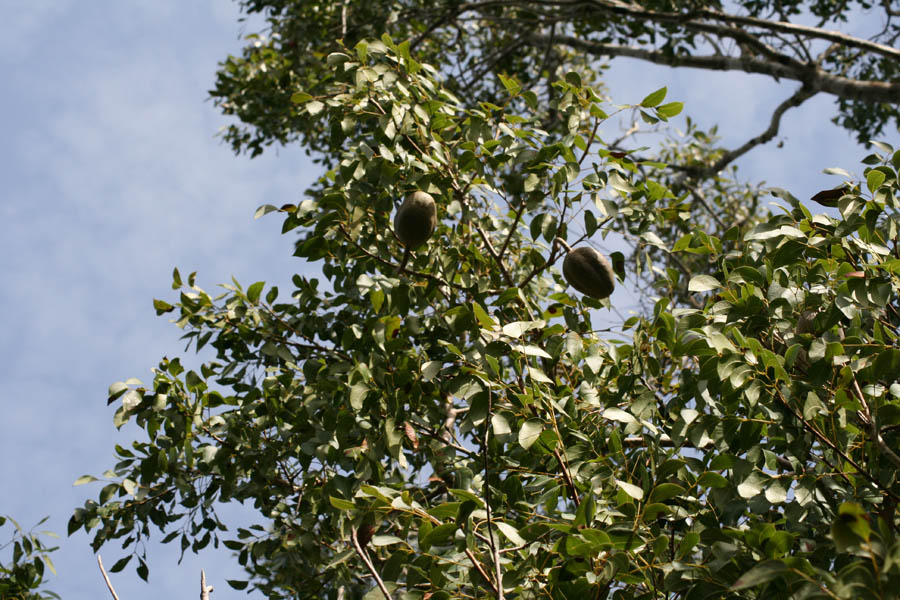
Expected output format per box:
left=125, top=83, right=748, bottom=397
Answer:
left=582, top=0, right=900, bottom=60
left=481, top=388, right=504, bottom=599
left=200, top=569, right=214, bottom=600
left=684, top=184, right=726, bottom=231
left=677, top=83, right=818, bottom=180
left=464, top=547, right=500, bottom=596
left=337, top=223, right=462, bottom=294
left=852, top=378, right=900, bottom=471
left=776, top=389, right=900, bottom=504
left=498, top=198, right=527, bottom=263
left=351, top=527, right=393, bottom=600
left=97, top=555, right=121, bottom=600
left=531, top=35, right=900, bottom=104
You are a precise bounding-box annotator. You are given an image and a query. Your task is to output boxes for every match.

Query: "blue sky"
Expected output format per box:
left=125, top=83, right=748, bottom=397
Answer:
left=0, top=2, right=895, bottom=599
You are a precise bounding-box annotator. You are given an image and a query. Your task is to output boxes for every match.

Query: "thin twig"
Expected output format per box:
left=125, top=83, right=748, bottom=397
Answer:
left=482, top=388, right=504, bottom=599
left=201, top=569, right=214, bottom=600
left=578, top=116, right=603, bottom=166
left=351, top=527, right=393, bottom=599
left=498, top=198, right=527, bottom=263
left=776, top=389, right=900, bottom=504
left=685, top=184, right=726, bottom=230
left=97, top=555, right=121, bottom=600
left=464, top=547, right=500, bottom=596
left=476, top=221, right=514, bottom=286
left=451, top=185, right=514, bottom=286
left=411, top=421, right=480, bottom=459
left=552, top=448, right=580, bottom=506
left=852, top=378, right=900, bottom=470
left=337, top=223, right=461, bottom=294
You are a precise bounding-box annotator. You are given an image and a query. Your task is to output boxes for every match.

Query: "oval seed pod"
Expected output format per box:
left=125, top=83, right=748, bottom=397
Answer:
left=394, top=191, right=437, bottom=272
left=394, top=191, right=437, bottom=249
left=563, top=246, right=615, bottom=299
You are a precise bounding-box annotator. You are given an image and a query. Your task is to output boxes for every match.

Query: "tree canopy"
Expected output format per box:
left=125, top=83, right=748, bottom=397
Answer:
left=70, top=2, right=900, bottom=599
left=212, top=0, right=900, bottom=159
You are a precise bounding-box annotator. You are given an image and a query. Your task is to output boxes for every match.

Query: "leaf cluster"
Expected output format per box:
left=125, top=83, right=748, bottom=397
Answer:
left=0, top=516, right=59, bottom=600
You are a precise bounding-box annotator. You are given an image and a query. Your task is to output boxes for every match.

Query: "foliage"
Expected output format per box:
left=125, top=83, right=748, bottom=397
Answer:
left=0, top=516, right=59, bottom=600
left=70, top=32, right=900, bottom=599
left=211, top=0, right=900, bottom=159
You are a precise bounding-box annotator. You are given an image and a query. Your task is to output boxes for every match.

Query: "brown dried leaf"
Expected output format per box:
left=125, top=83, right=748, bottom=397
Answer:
left=403, top=421, right=419, bottom=449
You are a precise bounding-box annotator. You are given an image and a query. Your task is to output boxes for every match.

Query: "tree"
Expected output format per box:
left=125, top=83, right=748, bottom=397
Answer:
left=70, top=2, right=900, bottom=599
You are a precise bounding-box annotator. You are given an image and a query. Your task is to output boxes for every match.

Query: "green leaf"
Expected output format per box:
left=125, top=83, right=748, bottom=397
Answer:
left=519, top=419, right=543, bottom=449
left=673, top=233, right=693, bottom=252
left=603, top=407, right=636, bottom=424
left=137, top=559, right=149, bottom=581
left=254, top=204, right=279, bottom=219
left=737, top=472, right=766, bottom=498
left=349, top=382, right=369, bottom=410
left=640, top=86, right=667, bottom=108
left=371, top=535, right=405, bottom=547
left=472, top=302, right=496, bottom=329
left=498, top=73, right=522, bottom=96
left=421, top=361, right=442, bottom=382
left=688, top=275, right=721, bottom=292
left=867, top=169, right=886, bottom=193
left=73, top=475, right=97, bottom=486
left=422, top=523, right=457, bottom=547
left=615, top=480, right=644, bottom=500
left=107, top=381, right=128, bottom=401
left=697, top=472, right=728, bottom=488
left=305, top=100, right=325, bottom=115
left=656, top=101, right=683, bottom=118
left=247, top=281, right=265, bottom=304
left=355, top=40, right=368, bottom=62
left=152, top=299, right=174, bottom=314
left=494, top=521, right=526, bottom=546
left=492, top=413, right=511, bottom=435
left=731, top=560, right=787, bottom=590
left=110, top=555, right=132, bottom=573
left=565, top=71, right=582, bottom=87
left=648, top=483, right=684, bottom=503
left=527, top=365, right=553, bottom=383
left=502, top=320, right=544, bottom=339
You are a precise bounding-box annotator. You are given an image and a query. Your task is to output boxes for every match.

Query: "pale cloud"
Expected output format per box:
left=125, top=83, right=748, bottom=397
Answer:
left=1, top=0, right=75, bottom=60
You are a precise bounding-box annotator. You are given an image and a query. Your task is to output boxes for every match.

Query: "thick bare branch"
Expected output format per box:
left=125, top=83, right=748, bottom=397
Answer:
left=447, top=0, right=900, bottom=59
left=531, top=35, right=900, bottom=104
left=581, top=0, right=900, bottom=60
